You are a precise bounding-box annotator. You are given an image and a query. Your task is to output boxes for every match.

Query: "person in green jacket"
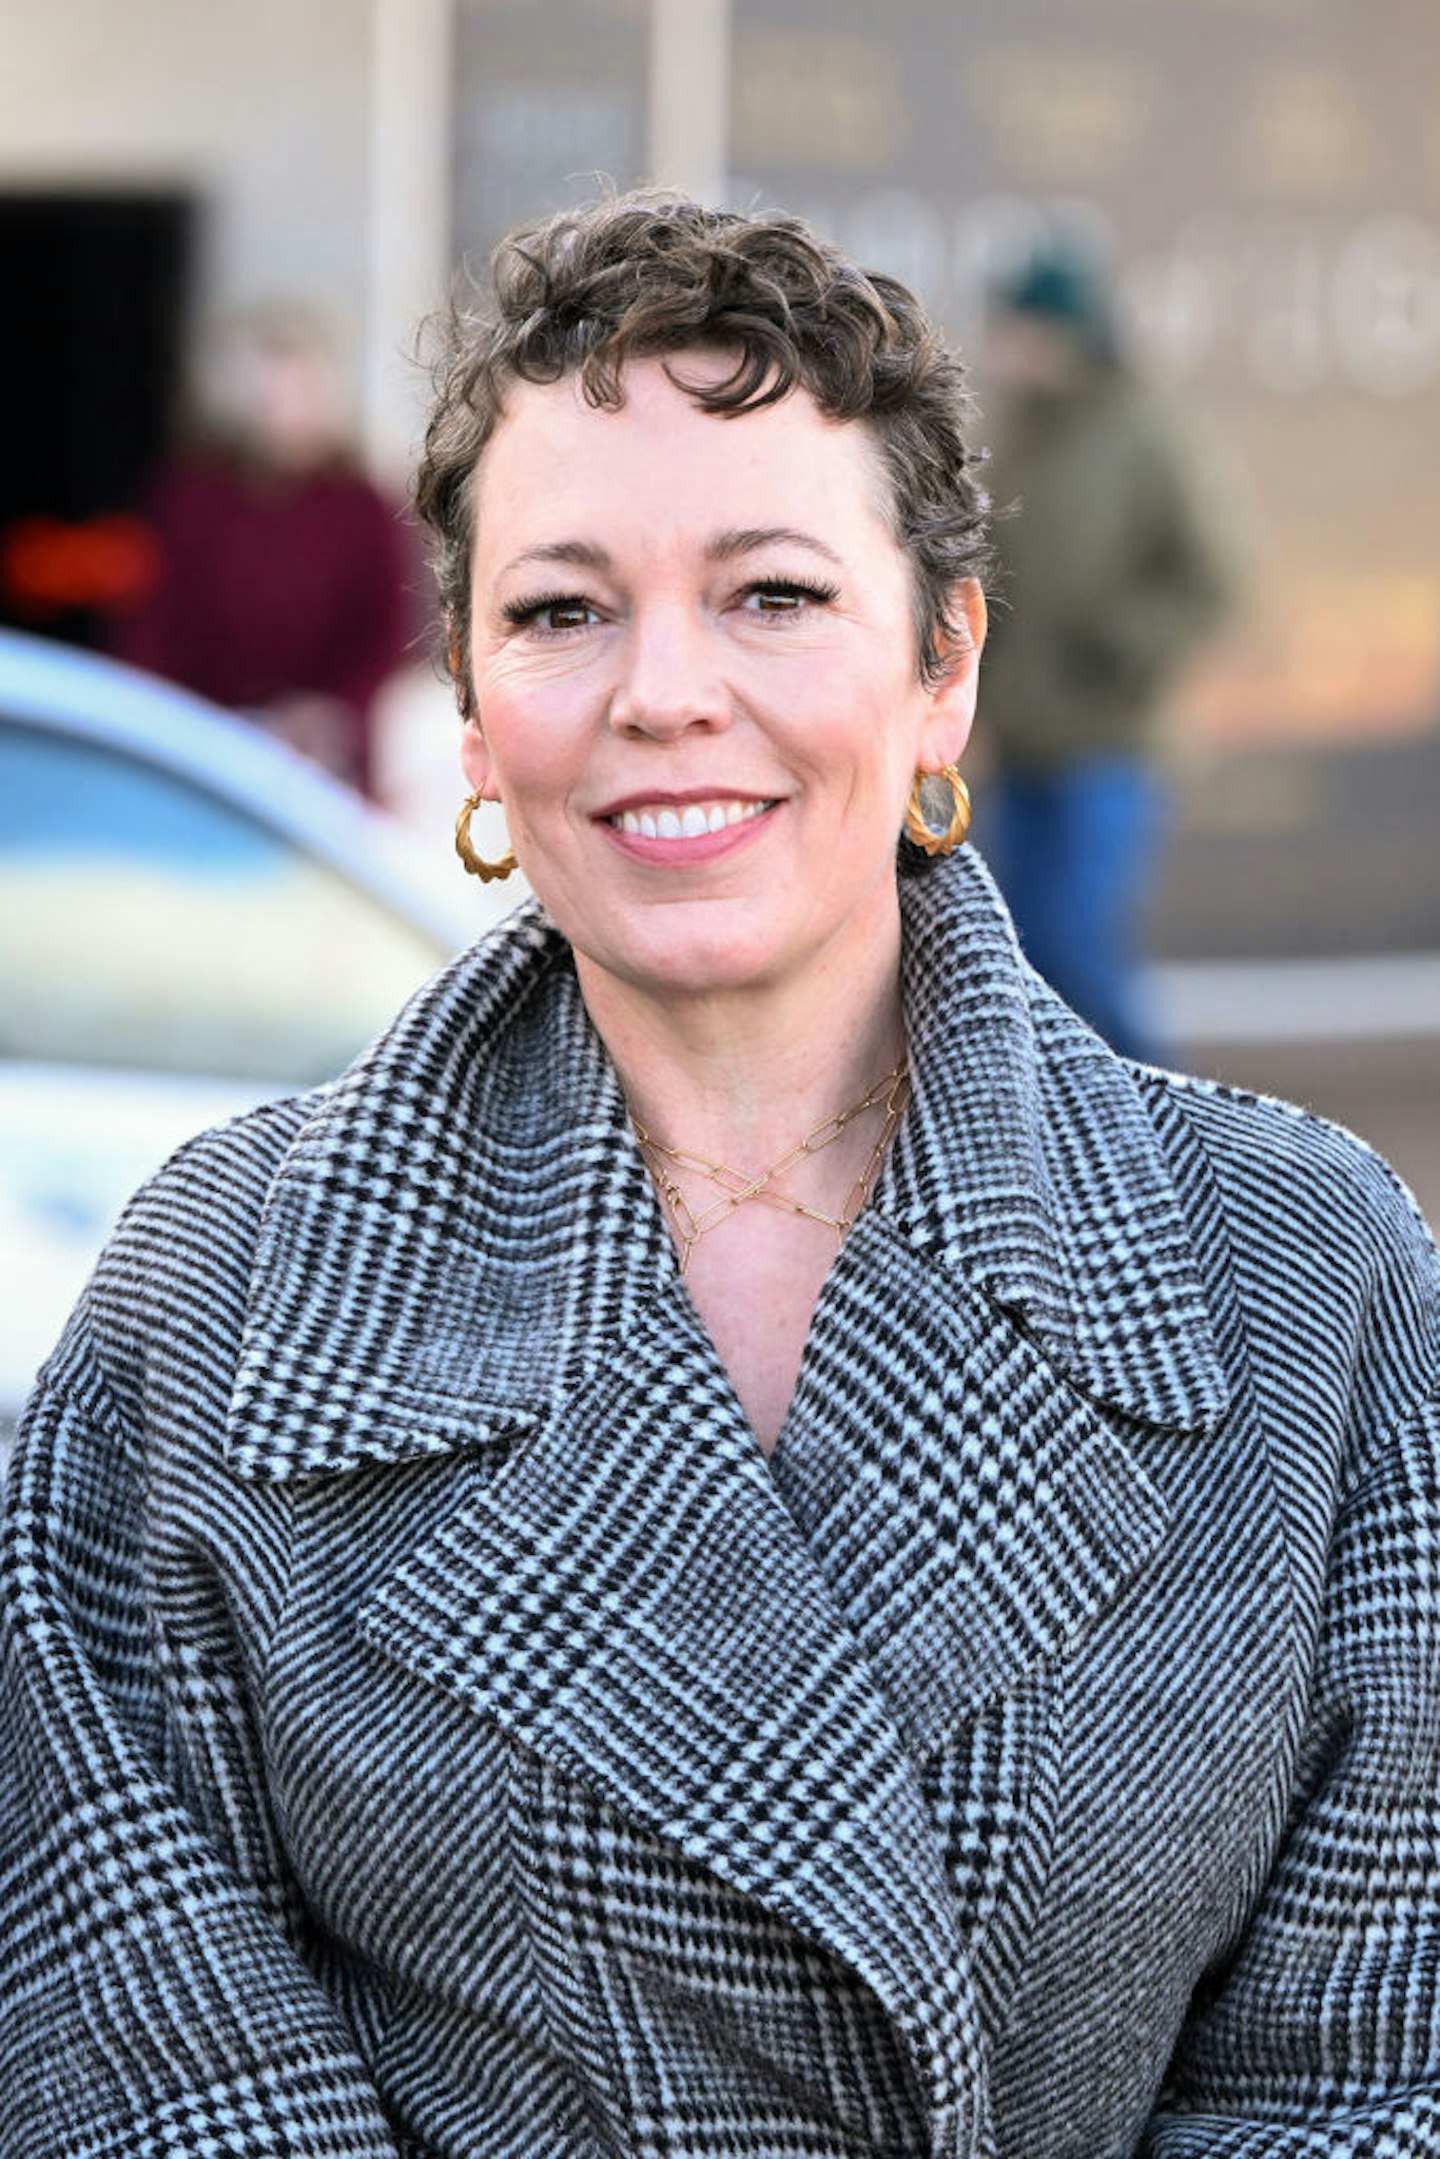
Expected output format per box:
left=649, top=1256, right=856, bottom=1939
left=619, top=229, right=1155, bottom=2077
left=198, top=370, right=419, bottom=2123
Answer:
left=980, top=244, right=1235, bottom=1063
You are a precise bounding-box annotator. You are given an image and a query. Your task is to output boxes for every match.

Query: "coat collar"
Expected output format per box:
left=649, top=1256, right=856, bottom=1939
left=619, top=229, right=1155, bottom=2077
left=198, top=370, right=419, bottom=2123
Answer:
left=883, top=853, right=1229, bottom=1436
left=226, top=850, right=1225, bottom=1483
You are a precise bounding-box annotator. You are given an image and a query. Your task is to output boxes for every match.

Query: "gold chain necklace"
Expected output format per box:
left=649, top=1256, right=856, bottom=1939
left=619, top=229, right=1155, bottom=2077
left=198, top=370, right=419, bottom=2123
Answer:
left=630, top=1060, right=909, bottom=1273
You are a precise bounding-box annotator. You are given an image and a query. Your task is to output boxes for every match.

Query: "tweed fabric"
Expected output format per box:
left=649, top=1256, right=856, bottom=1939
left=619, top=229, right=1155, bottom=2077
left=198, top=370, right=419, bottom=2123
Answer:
left=1, top=851, right=1436, bottom=2159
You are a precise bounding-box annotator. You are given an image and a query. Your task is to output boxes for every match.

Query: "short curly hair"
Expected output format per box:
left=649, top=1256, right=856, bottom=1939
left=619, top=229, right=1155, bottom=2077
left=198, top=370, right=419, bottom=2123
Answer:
left=415, top=189, right=991, bottom=715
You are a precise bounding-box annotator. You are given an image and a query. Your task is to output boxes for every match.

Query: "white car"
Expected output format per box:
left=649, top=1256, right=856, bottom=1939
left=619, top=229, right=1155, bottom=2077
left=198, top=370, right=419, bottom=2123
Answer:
left=0, top=630, right=499, bottom=1431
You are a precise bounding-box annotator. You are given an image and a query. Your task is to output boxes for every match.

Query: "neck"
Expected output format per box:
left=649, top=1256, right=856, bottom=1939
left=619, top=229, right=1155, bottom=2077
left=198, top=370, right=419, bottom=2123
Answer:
left=574, top=922, right=907, bottom=1171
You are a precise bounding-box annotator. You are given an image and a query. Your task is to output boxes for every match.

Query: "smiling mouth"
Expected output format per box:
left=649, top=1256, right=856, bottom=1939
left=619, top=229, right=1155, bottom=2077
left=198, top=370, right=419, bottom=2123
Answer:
left=608, top=798, right=775, bottom=839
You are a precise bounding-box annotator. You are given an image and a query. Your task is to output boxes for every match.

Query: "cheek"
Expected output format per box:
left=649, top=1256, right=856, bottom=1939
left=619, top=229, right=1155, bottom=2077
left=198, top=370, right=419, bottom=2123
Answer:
left=474, top=649, right=594, bottom=769
left=473, top=701, right=582, bottom=835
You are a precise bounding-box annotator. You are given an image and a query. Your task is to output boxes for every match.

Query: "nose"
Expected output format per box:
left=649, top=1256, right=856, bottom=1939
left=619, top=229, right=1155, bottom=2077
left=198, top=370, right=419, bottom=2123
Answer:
left=607, top=602, right=731, bottom=739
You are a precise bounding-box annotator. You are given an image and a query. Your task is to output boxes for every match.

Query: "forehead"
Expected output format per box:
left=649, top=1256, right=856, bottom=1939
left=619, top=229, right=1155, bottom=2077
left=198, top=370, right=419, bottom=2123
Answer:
left=470, top=356, right=893, bottom=558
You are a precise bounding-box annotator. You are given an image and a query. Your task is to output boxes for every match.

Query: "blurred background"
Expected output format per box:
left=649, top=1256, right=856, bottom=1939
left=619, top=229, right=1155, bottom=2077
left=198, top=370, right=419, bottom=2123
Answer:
left=0, top=0, right=1436, bottom=1416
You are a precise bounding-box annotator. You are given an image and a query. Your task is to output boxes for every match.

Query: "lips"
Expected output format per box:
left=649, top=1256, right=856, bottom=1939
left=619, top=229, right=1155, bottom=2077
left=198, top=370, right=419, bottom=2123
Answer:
left=606, top=797, right=774, bottom=839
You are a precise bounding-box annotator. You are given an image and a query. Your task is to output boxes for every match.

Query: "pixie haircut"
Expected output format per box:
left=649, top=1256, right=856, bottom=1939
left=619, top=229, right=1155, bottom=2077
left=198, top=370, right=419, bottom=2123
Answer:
left=415, top=190, right=991, bottom=715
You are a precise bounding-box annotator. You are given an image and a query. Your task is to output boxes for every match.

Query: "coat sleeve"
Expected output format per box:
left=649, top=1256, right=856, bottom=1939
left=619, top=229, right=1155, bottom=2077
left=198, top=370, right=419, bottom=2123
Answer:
left=1144, top=1219, right=1440, bottom=2155
left=0, top=1318, right=404, bottom=2158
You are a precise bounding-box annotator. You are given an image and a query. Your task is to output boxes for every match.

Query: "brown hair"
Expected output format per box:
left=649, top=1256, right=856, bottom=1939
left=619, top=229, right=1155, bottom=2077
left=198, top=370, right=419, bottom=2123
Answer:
left=415, top=189, right=991, bottom=715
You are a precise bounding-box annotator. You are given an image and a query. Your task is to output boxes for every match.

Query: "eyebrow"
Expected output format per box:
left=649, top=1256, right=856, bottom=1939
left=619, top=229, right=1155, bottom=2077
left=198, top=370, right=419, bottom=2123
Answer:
left=707, top=526, right=845, bottom=567
left=496, top=527, right=845, bottom=582
left=498, top=540, right=612, bottom=580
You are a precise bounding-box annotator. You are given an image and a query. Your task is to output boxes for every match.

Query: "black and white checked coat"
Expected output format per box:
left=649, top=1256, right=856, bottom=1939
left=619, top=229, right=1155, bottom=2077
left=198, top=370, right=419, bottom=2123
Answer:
left=3, top=851, right=1438, bottom=2159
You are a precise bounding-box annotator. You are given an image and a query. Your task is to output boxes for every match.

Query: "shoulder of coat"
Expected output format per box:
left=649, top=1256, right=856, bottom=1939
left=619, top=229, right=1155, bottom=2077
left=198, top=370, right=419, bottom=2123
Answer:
left=1139, top=1060, right=1437, bottom=1282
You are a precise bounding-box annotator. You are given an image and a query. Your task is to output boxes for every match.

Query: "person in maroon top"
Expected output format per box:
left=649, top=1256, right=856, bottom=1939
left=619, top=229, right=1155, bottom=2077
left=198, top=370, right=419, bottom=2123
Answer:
left=114, top=303, right=415, bottom=799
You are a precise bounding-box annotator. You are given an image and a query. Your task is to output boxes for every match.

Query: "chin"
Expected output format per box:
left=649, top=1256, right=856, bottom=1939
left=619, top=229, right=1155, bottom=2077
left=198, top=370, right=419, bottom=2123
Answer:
left=579, top=916, right=793, bottom=1002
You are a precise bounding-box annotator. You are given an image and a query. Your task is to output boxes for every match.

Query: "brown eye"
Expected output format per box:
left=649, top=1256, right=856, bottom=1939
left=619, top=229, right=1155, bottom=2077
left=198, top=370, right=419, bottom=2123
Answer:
left=542, top=599, right=595, bottom=631
left=740, top=579, right=839, bottom=615
left=502, top=592, right=599, bottom=633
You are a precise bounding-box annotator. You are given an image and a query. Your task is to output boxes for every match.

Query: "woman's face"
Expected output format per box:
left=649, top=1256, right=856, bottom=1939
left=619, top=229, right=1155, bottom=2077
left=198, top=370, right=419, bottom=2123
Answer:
left=462, top=353, right=984, bottom=1009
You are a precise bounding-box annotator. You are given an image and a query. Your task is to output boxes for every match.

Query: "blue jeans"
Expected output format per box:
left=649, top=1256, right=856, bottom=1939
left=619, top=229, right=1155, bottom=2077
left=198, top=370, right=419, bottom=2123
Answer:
left=986, top=759, right=1168, bottom=1066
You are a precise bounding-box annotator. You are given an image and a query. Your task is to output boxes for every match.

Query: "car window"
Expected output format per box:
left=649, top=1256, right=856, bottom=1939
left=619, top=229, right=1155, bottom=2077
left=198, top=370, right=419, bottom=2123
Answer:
left=0, top=721, right=447, bottom=1082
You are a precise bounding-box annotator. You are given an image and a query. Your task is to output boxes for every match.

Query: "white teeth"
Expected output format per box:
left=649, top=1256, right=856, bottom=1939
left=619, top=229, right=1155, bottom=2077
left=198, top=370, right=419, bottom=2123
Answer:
left=614, top=798, right=771, bottom=838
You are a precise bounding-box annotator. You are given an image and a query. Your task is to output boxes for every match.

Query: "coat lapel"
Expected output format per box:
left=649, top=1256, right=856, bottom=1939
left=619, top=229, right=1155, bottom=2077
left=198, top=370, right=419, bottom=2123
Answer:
left=883, top=853, right=1230, bottom=1442
left=225, top=909, right=673, bottom=1482
left=770, top=1212, right=1171, bottom=1768
left=355, top=1281, right=990, bottom=2149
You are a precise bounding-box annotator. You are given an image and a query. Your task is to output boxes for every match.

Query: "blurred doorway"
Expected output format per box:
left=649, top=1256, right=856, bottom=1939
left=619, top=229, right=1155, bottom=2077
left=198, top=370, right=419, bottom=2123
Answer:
left=0, top=190, right=193, bottom=650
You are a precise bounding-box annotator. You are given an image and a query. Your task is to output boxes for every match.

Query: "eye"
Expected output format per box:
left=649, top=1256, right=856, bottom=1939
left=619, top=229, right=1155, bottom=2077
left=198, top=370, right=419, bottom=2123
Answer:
left=502, top=592, right=599, bottom=634
left=739, top=578, right=840, bottom=617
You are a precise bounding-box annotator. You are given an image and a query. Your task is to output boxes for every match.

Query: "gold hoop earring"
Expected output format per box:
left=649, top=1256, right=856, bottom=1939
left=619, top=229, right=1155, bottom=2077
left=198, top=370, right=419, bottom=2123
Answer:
left=455, top=790, right=517, bottom=882
left=903, top=765, right=971, bottom=856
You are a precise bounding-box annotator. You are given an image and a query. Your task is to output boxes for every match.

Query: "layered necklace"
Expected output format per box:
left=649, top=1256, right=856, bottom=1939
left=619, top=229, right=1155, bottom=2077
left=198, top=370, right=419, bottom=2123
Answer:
left=630, top=1060, right=910, bottom=1274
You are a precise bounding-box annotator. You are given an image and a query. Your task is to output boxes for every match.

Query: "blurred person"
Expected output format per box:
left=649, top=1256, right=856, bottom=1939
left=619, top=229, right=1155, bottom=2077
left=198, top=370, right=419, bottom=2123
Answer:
left=113, top=301, right=415, bottom=798
left=980, top=242, right=1236, bottom=1063
left=2, top=193, right=1437, bottom=2159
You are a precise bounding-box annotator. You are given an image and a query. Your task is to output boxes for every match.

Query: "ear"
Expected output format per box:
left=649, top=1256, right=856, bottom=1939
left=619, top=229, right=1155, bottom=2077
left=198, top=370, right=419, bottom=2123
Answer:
left=916, top=578, right=987, bottom=772
left=459, top=714, right=500, bottom=800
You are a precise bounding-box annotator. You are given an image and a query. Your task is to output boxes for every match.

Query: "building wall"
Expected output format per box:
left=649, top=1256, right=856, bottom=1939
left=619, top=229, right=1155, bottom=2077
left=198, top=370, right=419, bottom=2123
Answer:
left=0, top=0, right=451, bottom=475
left=0, top=0, right=372, bottom=334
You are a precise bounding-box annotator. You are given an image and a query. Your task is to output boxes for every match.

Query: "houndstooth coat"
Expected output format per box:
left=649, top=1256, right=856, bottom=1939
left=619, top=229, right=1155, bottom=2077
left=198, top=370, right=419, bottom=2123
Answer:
left=2, top=851, right=1437, bottom=2159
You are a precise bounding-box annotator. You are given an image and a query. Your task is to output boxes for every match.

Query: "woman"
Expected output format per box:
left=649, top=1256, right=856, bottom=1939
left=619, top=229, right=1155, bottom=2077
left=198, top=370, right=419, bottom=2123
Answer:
left=2, top=194, right=1436, bottom=2159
